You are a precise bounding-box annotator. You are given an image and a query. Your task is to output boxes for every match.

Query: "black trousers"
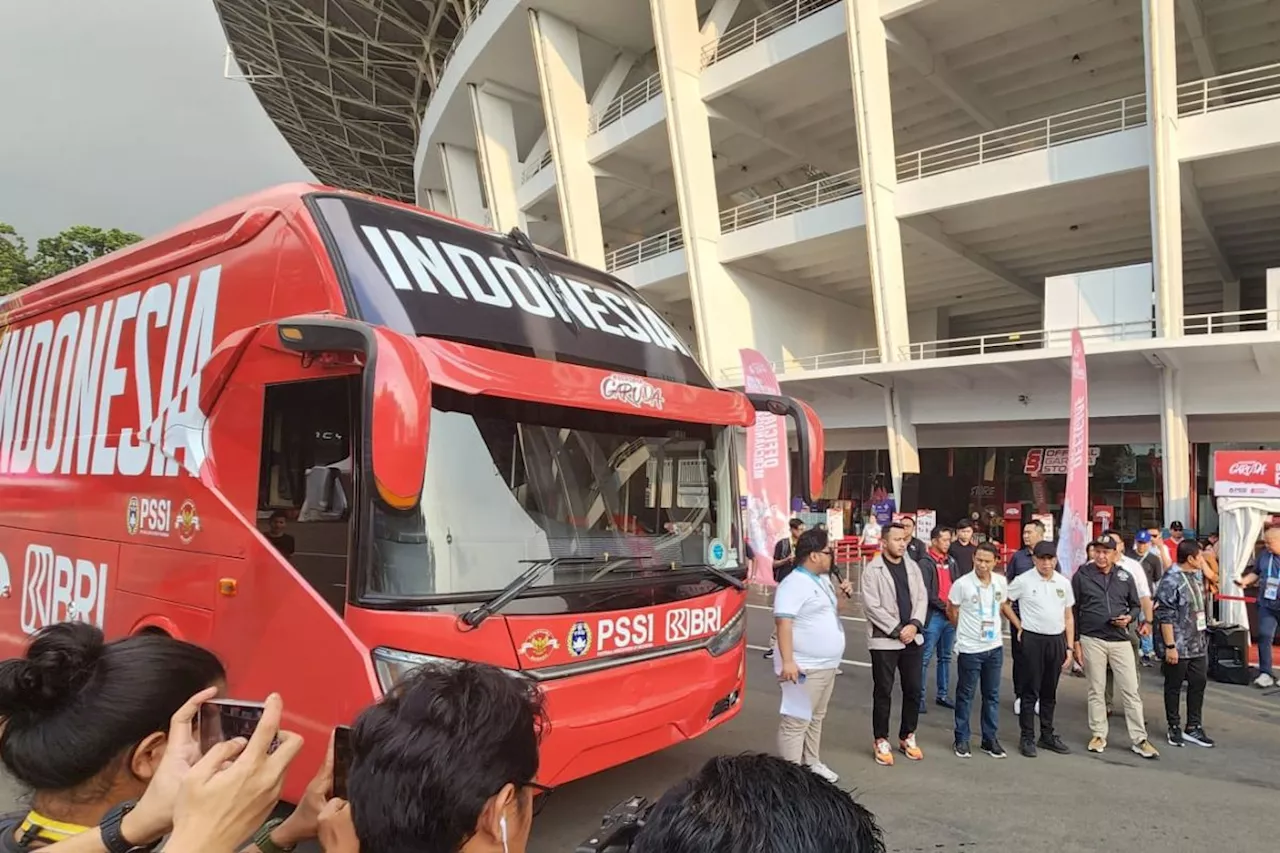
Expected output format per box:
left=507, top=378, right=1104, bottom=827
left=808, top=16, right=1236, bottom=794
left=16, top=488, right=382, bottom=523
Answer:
left=1162, top=653, right=1207, bottom=729
left=871, top=643, right=923, bottom=741
left=1010, top=626, right=1026, bottom=697
left=1018, top=631, right=1067, bottom=740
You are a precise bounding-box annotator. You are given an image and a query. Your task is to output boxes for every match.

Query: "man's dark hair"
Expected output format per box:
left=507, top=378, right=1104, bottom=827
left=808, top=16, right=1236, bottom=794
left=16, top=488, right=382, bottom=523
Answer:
left=794, top=528, right=830, bottom=566
left=349, top=662, right=547, bottom=853
left=1177, top=538, right=1202, bottom=565
left=269, top=510, right=288, bottom=522
left=1025, top=519, right=1045, bottom=532
left=632, top=753, right=884, bottom=853
left=929, top=526, right=947, bottom=543
left=789, top=518, right=804, bottom=531
left=955, top=518, right=973, bottom=529
left=883, top=522, right=906, bottom=534
left=975, top=542, right=1000, bottom=560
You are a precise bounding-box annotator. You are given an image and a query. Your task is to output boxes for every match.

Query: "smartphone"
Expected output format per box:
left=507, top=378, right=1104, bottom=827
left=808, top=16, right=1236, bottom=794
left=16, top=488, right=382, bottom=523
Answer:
left=332, top=725, right=352, bottom=800
left=198, top=699, right=279, bottom=755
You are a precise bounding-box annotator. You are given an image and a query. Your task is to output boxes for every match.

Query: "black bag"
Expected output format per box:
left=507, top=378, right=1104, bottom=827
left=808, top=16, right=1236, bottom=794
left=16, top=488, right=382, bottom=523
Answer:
left=1207, top=624, right=1252, bottom=685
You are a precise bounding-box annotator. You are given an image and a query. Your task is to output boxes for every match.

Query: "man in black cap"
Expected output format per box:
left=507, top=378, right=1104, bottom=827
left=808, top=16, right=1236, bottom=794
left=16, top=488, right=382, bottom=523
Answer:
left=1001, top=541, right=1074, bottom=757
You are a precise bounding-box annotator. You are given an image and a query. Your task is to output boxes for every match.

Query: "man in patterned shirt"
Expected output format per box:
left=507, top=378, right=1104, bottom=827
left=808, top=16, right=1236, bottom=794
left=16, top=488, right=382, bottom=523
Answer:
left=1154, top=539, right=1215, bottom=748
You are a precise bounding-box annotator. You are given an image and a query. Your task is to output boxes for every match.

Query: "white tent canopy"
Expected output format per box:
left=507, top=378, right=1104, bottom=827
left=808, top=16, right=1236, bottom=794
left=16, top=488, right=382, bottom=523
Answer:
left=1215, top=497, right=1274, bottom=629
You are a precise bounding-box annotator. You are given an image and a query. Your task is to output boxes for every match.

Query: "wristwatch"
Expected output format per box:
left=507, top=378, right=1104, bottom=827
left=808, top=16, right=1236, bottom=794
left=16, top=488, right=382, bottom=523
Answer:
left=98, top=801, right=156, bottom=853
left=254, top=818, right=298, bottom=853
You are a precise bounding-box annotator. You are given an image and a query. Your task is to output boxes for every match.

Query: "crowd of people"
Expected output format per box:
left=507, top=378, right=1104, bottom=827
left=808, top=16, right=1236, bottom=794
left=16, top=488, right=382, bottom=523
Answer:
left=769, top=516, right=1258, bottom=775
left=0, top=622, right=887, bottom=853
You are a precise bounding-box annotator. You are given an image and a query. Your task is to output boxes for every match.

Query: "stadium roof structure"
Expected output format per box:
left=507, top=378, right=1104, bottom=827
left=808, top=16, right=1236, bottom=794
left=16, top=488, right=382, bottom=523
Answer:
left=213, top=0, right=483, bottom=202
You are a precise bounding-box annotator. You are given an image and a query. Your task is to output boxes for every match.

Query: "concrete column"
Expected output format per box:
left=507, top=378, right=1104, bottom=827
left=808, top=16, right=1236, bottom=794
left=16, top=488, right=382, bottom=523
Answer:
left=1159, top=367, right=1191, bottom=525
left=590, top=52, right=637, bottom=115
left=845, top=0, right=911, bottom=363
left=883, top=381, right=919, bottom=505
left=1269, top=268, right=1280, bottom=331
left=1222, top=279, right=1241, bottom=314
left=700, top=0, right=741, bottom=41
left=528, top=10, right=607, bottom=269
left=437, top=143, right=486, bottom=225
left=1143, top=0, right=1184, bottom=338
left=649, top=0, right=750, bottom=378
left=467, top=84, right=523, bottom=233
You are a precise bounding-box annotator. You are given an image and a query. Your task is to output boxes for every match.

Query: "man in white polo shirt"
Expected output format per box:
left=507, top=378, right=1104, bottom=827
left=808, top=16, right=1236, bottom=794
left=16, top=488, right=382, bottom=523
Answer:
left=947, top=542, right=1008, bottom=759
left=1002, top=540, right=1075, bottom=757
left=775, top=527, right=854, bottom=783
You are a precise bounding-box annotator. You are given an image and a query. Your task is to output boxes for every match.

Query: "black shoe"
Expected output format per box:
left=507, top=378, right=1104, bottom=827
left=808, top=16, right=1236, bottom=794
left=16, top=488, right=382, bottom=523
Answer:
left=1020, top=738, right=1038, bottom=757
left=936, top=697, right=955, bottom=709
left=954, top=741, right=971, bottom=758
left=1038, top=734, right=1071, bottom=754
left=917, top=705, right=928, bottom=715
left=981, top=739, right=1007, bottom=759
left=1183, top=726, right=1215, bottom=748
left=763, top=648, right=773, bottom=659
left=1167, top=725, right=1184, bottom=747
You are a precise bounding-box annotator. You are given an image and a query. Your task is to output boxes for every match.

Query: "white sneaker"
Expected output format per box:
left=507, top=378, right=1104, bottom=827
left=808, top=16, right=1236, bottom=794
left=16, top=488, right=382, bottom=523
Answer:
left=1013, top=697, right=1021, bottom=715
left=807, top=761, right=839, bottom=783
left=1035, top=700, right=1041, bottom=714
left=1254, top=673, right=1275, bottom=689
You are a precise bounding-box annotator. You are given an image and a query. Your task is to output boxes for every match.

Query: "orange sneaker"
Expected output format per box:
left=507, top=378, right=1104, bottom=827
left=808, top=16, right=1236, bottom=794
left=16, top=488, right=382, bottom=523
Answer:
left=874, top=738, right=895, bottom=766
left=900, top=733, right=924, bottom=760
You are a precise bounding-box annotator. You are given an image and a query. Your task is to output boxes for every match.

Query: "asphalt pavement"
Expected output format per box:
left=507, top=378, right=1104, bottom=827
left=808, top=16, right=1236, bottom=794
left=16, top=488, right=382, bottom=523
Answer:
left=4, top=590, right=1280, bottom=852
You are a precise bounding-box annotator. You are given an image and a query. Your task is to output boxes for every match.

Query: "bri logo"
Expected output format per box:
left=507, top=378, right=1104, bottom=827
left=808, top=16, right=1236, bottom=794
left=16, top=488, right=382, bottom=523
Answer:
left=20, top=544, right=109, bottom=634
left=600, top=373, right=664, bottom=410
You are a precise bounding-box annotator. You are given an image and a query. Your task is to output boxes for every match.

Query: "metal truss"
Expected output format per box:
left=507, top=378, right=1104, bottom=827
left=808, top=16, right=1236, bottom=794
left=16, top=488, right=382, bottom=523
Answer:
left=213, top=0, right=478, bottom=201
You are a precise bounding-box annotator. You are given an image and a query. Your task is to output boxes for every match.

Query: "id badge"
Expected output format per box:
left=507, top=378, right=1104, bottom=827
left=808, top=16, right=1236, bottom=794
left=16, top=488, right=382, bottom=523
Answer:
left=1266, top=578, right=1280, bottom=602
left=981, top=620, right=996, bottom=642
left=1195, top=611, right=1207, bottom=632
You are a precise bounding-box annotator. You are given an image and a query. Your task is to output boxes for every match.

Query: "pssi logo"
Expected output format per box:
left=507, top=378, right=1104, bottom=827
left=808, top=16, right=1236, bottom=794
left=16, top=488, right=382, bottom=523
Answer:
left=568, top=621, right=591, bottom=657
left=127, top=496, right=173, bottom=537
left=20, top=544, right=109, bottom=634
left=597, top=613, right=655, bottom=655
left=600, top=374, right=664, bottom=410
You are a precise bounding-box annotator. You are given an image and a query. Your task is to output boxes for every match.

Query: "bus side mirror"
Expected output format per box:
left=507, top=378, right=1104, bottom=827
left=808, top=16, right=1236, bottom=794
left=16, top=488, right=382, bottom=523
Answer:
left=745, top=393, right=825, bottom=504
left=274, top=319, right=428, bottom=510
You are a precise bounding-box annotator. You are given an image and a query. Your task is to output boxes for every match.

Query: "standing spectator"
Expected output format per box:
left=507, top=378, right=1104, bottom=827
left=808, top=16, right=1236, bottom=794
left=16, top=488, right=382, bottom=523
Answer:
left=1135, top=531, right=1164, bottom=663
left=1146, top=524, right=1173, bottom=570
left=917, top=526, right=958, bottom=714
left=265, top=510, right=296, bottom=559
left=862, top=523, right=928, bottom=766
left=1103, top=532, right=1152, bottom=715
left=1006, top=519, right=1046, bottom=715
left=948, top=543, right=1008, bottom=759
left=1235, top=525, right=1280, bottom=688
left=1072, top=538, right=1160, bottom=759
left=764, top=518, right=806, bottom=660
left=949, top=519, right=979, bottom=576
left=901, top=515, right=927, bottom=564
left=1003, top=541, right=1074, bottom=757
left=1164, top=521, right=1187, bottom=562
left=1155, top=540, right=1215, bottom=748
left=775, top=528, right=853, bottom=782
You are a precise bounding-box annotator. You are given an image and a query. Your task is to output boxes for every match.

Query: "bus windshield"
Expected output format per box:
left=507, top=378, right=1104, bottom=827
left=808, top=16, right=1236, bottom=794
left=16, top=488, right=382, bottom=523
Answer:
left=361, top=388, right=740, bottom=603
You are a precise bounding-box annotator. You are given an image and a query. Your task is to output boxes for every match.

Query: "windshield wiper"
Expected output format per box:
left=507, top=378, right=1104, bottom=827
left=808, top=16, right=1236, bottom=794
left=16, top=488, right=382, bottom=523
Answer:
left=678, top=562, right=747, bottom=591
left=460, top=556, right=602, bottom=628
left=507, top=227, right=582, bottom=336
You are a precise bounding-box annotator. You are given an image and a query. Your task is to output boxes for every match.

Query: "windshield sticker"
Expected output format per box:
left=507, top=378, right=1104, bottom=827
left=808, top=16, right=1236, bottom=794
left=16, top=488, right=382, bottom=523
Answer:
left=568, top=621, right=592, bottom=657
left=519, top=628, right=559, bottom=663
left=707, top=538, right=727, bottom=567
left=600, top=373, right=664, bottom=410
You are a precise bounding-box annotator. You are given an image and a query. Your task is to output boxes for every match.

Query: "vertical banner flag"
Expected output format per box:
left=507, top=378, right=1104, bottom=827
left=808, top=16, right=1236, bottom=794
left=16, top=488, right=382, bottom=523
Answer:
left=1058, top=329, right=1090, bottom=577
left=741, top=349, right=791, bottom=587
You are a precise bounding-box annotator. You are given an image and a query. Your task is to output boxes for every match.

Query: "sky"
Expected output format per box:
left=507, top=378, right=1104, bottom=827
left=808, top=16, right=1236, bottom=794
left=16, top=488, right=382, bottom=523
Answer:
left=0, top=0, right=314, bottom=242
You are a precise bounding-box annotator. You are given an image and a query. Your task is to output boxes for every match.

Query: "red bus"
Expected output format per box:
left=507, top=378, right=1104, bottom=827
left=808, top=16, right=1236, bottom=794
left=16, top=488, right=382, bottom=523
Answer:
left=0, top=185, right=823, bottom=798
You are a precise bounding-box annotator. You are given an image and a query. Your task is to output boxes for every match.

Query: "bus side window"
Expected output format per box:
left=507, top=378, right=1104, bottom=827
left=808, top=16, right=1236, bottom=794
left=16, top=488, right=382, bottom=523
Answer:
left=257, top=376, right=359, bottom=615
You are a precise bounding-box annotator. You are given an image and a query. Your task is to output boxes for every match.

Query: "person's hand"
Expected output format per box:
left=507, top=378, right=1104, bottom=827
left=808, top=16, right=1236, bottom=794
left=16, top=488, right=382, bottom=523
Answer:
left=779, top=659, right=801, bottom=683
left=1165, top=647, right=1179, bottom=665
left=318, top=798, right=360, bottom=853
left=1016, top=628, right=1024, bottom=643
left=899, top=624, right=918, bottom=644
left=1063, top=647, right=1074, bottom=670
left=167, top=693, right=304, bottom=853
left=1138, top=622, right=1152, bottom=637
left=839, top=578, right=854, bottom=597
left=271, top=730, right=336, bottom=847
left=121, top=686, right=219, bottom=845
left=1111, top=614, right=1132, bottom=627
left=1073, top=644, right=1085, bottom=669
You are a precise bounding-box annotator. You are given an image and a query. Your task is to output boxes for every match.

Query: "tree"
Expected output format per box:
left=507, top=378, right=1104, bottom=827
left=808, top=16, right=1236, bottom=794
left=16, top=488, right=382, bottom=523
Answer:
left=0, top=223, right=142, bottom=296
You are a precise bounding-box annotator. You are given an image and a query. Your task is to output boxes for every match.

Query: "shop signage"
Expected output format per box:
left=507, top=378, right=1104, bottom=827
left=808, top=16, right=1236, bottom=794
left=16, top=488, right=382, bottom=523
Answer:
left=1213, top=450, right=1280, bottom=499
left=1024, top=446, right=1101, bottom=476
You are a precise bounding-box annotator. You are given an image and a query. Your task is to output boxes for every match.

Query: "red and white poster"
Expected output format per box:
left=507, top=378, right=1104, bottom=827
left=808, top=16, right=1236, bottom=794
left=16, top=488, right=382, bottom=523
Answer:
left=1213, top=451, right=1280, bottom=499
left=740, top=349, right=790, bottom=587
left=1058, top=329, right=1090, bottom=577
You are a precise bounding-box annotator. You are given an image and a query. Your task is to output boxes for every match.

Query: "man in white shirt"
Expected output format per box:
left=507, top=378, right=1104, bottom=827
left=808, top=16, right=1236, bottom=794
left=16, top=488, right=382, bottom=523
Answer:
left=775, top=528, right=854, bottom=783
left=947, top=543, right=1008, bottom=759
left=1002, top=541, right=1075, bottom=757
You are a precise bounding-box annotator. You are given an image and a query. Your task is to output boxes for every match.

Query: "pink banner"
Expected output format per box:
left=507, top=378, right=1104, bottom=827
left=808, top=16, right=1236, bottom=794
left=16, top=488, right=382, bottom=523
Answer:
left=1058, top=329, right=1090, bottom=577
left=740, top=349, right=790, bottom=587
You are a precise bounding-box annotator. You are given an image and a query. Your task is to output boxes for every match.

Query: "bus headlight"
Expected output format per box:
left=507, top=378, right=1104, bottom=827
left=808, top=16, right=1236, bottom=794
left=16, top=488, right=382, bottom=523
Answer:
left=371, top=647, right=529, bottom=694
left=705, top=608, right=746, bottom=657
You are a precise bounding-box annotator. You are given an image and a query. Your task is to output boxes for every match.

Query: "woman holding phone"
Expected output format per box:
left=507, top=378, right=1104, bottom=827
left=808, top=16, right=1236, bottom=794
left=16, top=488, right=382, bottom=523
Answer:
left=0, top=623, right=322, bottom=853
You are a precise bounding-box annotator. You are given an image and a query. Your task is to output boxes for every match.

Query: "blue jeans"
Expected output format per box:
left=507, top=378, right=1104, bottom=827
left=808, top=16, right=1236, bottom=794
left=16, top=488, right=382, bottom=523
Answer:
left=955, top=647, right=1003, bottom=745
left=1259, top=605, right=1280, bottom=676
left=919, top=612, right=955, bottom=710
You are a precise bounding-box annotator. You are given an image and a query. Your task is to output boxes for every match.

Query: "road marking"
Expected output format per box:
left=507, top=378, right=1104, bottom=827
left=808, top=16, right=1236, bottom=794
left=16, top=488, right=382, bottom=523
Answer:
left=746, top=602, right=866, bottom=623
left=746, top=644, right=872, bottom=668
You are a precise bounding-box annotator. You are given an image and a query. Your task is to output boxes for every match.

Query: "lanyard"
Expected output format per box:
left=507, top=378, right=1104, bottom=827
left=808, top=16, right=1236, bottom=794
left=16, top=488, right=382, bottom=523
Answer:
left=1178, top=571, right=1203, bottom=613
left=19, top=811, right=90, bottom=845
left=1263, top=553, right=1280, bottom=580
left=975, top=577, right=997, bottom=619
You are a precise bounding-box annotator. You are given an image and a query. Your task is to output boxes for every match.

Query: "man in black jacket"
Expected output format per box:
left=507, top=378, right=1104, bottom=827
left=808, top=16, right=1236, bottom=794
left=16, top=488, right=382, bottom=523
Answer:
left=917, top=526, right=958, bottom=713
left=1071, top=538, right=1159, bottom=759
left=902, top=515, right=927, bottom=564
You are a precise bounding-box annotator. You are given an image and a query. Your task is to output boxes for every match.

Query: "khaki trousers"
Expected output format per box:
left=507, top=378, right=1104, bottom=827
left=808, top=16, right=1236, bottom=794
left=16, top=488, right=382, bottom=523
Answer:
left=778, top=667, right=838, bottom=766
left=1081, top=635, right=1147, bottom=745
